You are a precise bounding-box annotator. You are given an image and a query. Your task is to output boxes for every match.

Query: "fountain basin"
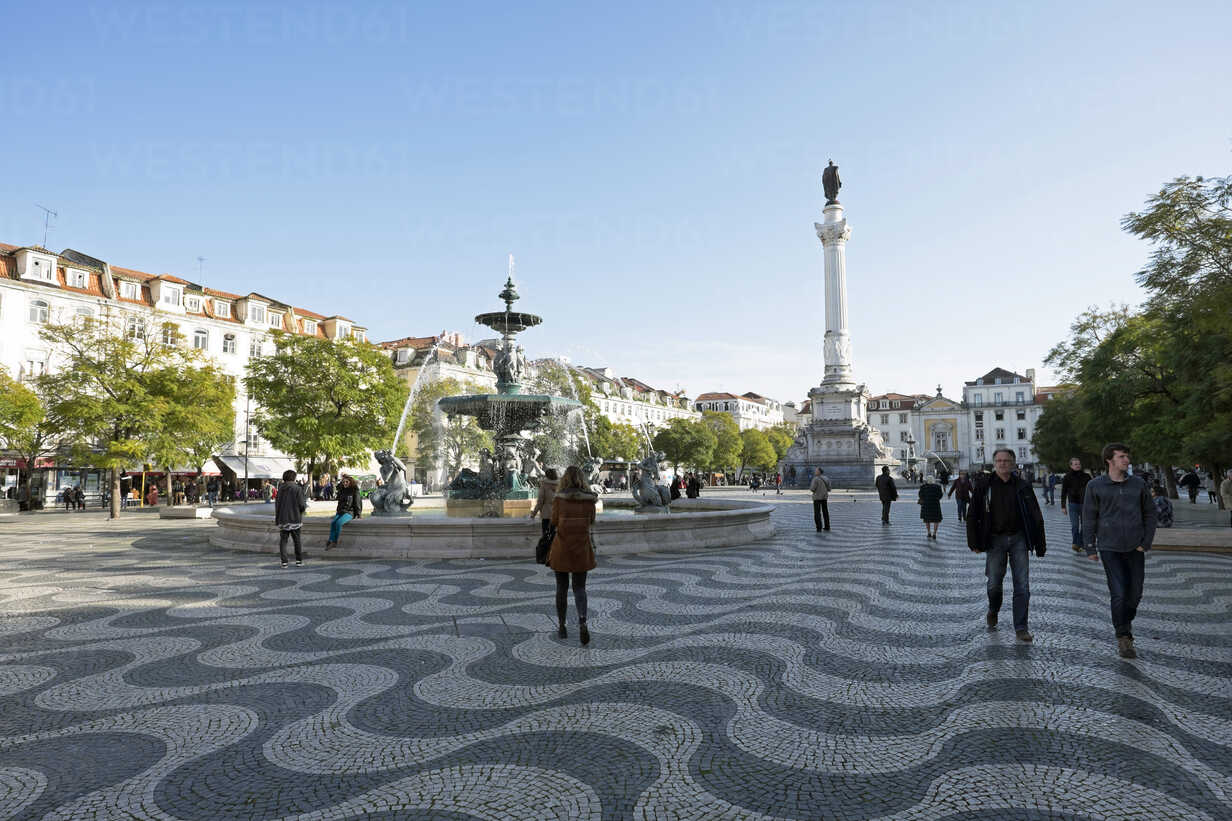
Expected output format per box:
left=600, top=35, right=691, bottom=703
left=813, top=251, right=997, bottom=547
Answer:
left=437, top=393, right=581, bottom=430
left=208, top=497, right=775, bottom=560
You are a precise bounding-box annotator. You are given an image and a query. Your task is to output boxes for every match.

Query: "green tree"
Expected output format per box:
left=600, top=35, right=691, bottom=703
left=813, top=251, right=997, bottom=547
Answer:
left=739, top=428, right=777, bottom=474
left=653, top=418, right=716, bottom=471
left=0, top=370, right=65, bottom=509
left=409, top=377, right=493, bottom=479
left=37, top=315, right=209, bottom=518
left=1030, top=393, right=1098, bottom=470
left=525, top=361, right=594, bottom=469
left=606, top=421, right=645, bottom=462
left=145, top=364, right=236, bottom=500
left=765, top=424, right=796, bottom=461
left=246, top=334, right=407, bottom=477
left=702, top=411, right=742, bottom=471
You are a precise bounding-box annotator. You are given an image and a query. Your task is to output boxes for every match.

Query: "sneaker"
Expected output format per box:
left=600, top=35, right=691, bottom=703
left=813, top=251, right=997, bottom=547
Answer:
left=1117, top=636, right=1137, bottom=658
left=579, top=622, right=590, bottom=646
left=296, top=560, right=303, bottom=567
left=324, top=541, right=335, bottom=551
left=281, top=562, right=288, bottom=569
left=1016, top=630, right=1034, bottom=643
left=1071, top=543, right=1082, bottom=552
left=986, top=611, right=997, bottom=629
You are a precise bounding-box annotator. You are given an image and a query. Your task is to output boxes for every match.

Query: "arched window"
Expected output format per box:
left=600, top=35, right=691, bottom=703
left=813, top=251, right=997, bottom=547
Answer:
left=127, top=316, right=146, bottom=340
left=193, top=329, right=209, bottom=350
left=222, top=333, right=236, bottom=354
left=161, top=325, right=178, bottom=346
left=28, top=299, right=49, bottom=324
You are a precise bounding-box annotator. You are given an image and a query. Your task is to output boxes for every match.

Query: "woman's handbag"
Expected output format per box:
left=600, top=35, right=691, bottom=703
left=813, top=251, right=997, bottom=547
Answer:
left=535, top=527, right=554, bottom=564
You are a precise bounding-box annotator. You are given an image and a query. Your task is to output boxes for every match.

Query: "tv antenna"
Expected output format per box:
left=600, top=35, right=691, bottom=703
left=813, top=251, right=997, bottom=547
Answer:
left=35, top=204, right=57, bottom=249
left=196, top=256, right=206, bottom=279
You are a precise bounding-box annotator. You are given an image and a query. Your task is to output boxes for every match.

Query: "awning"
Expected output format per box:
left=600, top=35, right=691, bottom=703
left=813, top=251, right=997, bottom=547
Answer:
left=214, top=455, right=298, bottom=480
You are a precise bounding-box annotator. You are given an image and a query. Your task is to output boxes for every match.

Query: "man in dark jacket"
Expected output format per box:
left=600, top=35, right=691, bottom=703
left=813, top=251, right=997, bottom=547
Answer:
left=875, top=466, right=898, bottom=524
left=1082, top=442, right=1156, bottom=658
left=967, top=448, right=1046, bottom=642
left=947, top=470, right=973, bottom=521
left=1060, top=457, right=1092, bottom=552
left=274, top=469, right=308, bottom=568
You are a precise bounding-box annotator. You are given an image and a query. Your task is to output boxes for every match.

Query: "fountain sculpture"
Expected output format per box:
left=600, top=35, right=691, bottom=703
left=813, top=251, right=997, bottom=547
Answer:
left=438, top=271, right=581, bottom=516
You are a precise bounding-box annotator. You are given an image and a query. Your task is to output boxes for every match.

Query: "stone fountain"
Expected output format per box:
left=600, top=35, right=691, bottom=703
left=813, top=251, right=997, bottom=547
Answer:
left=438, top=273, right=581, bottom=517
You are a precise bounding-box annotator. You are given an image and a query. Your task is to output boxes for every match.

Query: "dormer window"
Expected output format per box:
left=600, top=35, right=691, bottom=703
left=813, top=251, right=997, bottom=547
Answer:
left=120, top=281, right=140, bottom=300
left=67, top=268, right=88, bottom=288
left=214, top=301, right=231, bottom=318
left=30, top=258, right=53, bottom=281
left=161, top=286, right=182, bottom=307
left=303, top=320, right=317, bottom=335
left=268, top=312, right=283, bottom=328
left=249, top=305, right=265, bottom=324
left=185, top=296, right=201, bottom=312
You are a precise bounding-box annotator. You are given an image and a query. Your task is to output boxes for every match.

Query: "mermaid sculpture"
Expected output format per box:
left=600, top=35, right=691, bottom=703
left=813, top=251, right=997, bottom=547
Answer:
left=369, top=450, right=414, bottom=513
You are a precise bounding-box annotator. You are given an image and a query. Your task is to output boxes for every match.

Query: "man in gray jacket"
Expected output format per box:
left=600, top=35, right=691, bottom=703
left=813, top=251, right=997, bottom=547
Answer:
left=1082, top=442, right=1156, bottom=658
left=810, top=468, right=831, bottom=532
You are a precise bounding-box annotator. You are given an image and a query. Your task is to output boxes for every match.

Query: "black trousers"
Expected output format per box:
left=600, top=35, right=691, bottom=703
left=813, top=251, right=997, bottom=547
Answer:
left=881, top=500, right=893, bottom=522
left=278, top=529, right=303, bottom=563
left=813, top=499, right=830, bottom=530
left=555, top=571, right=588, bottom=622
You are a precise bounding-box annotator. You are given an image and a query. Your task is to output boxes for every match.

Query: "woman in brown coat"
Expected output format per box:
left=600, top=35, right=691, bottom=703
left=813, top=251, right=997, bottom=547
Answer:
left=548, top=465, right=598, bottom=645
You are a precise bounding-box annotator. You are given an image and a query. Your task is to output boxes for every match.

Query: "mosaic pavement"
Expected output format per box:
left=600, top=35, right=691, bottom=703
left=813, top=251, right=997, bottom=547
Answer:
left=0, top=492, right=1229, bottom=820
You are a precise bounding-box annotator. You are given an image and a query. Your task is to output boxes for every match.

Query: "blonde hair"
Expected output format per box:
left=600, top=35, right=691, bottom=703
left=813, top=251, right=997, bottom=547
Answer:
left=558, top=465, right=586, bottom=492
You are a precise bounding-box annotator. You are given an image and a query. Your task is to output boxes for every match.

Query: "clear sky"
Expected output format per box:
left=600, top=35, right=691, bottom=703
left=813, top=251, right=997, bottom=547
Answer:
left=3, top=0, right=1229, bottom=406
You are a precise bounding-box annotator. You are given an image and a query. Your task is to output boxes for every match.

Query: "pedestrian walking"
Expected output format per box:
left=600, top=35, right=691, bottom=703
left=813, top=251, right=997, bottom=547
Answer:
left=74, top=485, right=85, bottom=510
left=1179, top=470, right=1201, bottom=503
left=947, top=470, right=972, bottom=521
left=686, top=474, right=701, bottom=499
left=669, top=475, right=682, bottom=500
left=547, top=465, right=597, bottom=645
left=809, top=468, right=831, bottom=532
left=261, top=480, right=274, bottom=503
left=529, top=468, right=559, bottom=537
left=206, top=478, right=219, bottom=507
left=1204, top=472, right=1218, bottom=504
left=1082, top=443, right=1157, bottom=658
left=324, top=475, right=362, bottom=550
left=274, top=469, right=308, bottom=568
left=918, top=476, right=943, bottom=539
left=1044, top=472, right=1059, bottom=505
left=1151, top=485, right=1173, bottom=528
left=875, top=465, right=898, bottom=524
left=1220, top=469, right=1232, bottom=528
left=967, top=448, right=1046, bottom=643
left=775, top=473, right=782, bottom=495
left=1060, top=458, right=1092, bottom=553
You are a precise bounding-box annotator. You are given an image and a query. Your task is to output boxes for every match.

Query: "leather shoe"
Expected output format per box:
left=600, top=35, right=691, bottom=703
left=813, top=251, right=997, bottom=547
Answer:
left=986, top=611, right=997, bottom=629
left=579, top=622, right=590, bottom=646
left=1117, top=635, right=1137, bottom=658
left=1016, top=629, right=1034, bottom=643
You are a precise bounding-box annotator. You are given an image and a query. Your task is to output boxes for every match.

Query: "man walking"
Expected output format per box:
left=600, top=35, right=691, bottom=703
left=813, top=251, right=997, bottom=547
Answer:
left=875, top=466, right=897, bottom=524
left=947, top=470, right=972, bottom=521
left=1060, top=457, right=1092, bottom=552
left=810, top=468, right=831, bottom=532
left=1082, top=443, right=1157, bottom=658
left=274, top=469, right=308, bottom=568
left=967, top=448, right=1046, bottom=643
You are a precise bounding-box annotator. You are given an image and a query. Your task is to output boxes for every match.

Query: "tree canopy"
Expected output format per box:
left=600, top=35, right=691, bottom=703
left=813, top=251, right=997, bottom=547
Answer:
left=701, top=411, right=742, bottom=470
left=408, top=377, right=494, bottom=479
left=246, top=333, right=406, bottom=473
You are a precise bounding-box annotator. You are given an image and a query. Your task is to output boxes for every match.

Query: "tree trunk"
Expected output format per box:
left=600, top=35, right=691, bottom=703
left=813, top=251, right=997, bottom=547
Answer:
left=165, top=469, right=173, bottom=506
left=110, top=467, right=121, bottom=519
left=1164, top=466, right=1179, bottom=500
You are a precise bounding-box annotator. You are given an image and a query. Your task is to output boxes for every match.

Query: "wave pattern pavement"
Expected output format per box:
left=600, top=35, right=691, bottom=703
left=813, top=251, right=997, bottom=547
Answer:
left=0, top=494, right=1229, bottom=820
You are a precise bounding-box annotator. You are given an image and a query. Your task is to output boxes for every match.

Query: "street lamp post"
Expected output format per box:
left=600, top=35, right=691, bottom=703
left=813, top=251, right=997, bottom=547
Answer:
left=243, top=392, right=250, bottom=504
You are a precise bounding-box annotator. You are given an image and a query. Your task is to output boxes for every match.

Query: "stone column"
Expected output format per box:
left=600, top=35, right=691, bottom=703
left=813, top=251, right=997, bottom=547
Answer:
left=815, top=202, right=854, bottom=387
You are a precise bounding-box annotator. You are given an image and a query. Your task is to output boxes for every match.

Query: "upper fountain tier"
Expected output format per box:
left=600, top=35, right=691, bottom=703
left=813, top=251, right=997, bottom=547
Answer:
left=475, top=276, right=543, bottom=336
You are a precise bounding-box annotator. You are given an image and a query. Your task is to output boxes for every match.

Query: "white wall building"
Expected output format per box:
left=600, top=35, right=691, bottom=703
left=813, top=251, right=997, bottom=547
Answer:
left=866, top=392, right=927, bottom=455
left=694, top=391, right=785, bottom=431
left=963, top=367, right=1041, bottom=469
left=578, top=368, right=698, bottom=430
left=0, top=242, right=366, bottom=502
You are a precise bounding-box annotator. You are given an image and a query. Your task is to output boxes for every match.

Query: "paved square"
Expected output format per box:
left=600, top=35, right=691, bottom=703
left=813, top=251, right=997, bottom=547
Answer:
left=1, top=492, right=1229, bottom=820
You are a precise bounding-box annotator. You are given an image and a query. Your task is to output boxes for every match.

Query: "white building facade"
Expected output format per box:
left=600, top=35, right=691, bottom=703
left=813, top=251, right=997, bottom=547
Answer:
left=963, top=367, right=1041, bottom=470
left=0, top=242, right=366, bottom=504
left=694, top=391, right=785, bottom=431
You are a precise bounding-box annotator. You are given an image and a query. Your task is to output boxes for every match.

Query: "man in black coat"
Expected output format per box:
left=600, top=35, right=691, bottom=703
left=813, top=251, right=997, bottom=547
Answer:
left=967, top=448, right=1046, bottom=643
left=875, top=466, right=898, bottom=524
left=274, top=469, right=308, bottom=568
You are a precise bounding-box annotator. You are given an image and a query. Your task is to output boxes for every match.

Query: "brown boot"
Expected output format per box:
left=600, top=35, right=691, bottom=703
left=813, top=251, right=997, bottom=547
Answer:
left=1117, top=635, right=1137, bottom=658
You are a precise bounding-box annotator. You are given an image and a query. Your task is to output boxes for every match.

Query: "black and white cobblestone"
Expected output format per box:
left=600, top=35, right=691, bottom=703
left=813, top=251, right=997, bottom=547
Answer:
left=0, top=493, right=1229, bottom=820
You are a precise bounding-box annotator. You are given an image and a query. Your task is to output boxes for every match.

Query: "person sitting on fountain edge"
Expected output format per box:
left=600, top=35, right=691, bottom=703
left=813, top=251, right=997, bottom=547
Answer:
left=325, top=475, right=362, bottom=550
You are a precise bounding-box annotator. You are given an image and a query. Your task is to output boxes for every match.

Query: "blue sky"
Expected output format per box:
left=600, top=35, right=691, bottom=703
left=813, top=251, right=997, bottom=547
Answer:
left=3, top=0, right=1229, bottom=405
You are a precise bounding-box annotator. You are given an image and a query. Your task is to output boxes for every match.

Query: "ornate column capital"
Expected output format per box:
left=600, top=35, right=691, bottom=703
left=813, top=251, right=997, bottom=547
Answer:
left=814, top=220, right=851, bottom=245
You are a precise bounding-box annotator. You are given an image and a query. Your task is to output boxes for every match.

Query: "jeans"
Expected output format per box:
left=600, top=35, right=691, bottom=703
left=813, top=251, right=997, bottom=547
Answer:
left=1043, top=486, right=1054, bottom=504
left=956, top=498, right=968, bottom=521
left=881, top=501, right=892, bottom=522
left=1100, top=550, right=1145, bottom=637
left=555, top=571, right=588, bottom=623
left=985, top=532, right=1030, bottom=631
left=1066, top=503, right=1084, bottom=547
left=329, top=512, right=353, bottom=542
left=278, top=529, right=303, bottom=564
left=813, top=499, right=830, bottom=530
